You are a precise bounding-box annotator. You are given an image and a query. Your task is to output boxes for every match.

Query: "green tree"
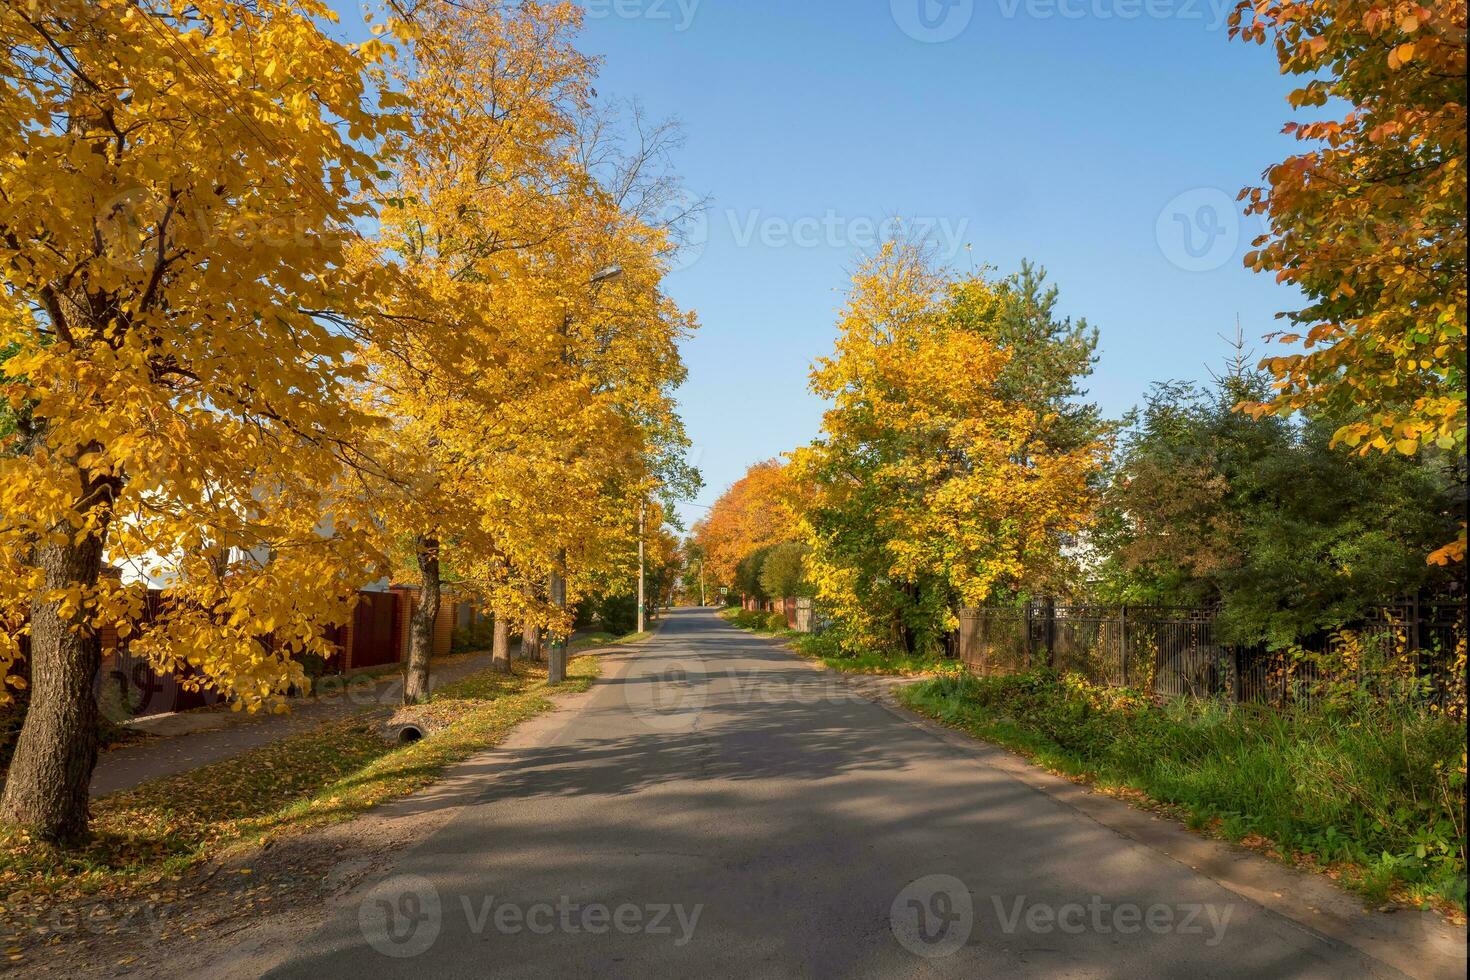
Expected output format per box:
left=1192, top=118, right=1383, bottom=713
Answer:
left=954, top=260, right=1107, bottom=459
left=794, top=247, right=1105, bottom=656
left=758, top=541, right=812, bottom=600
left=734, top=545, right=774, bottom=605
left=1094, top=356, right=1462, bottom=647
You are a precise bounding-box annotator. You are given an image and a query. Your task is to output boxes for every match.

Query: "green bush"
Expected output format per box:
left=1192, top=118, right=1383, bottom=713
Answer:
left=593, top=593, right=638, bottom=636
left=904, top=670, right=1468, bottom=909
left=765, top=611, right=789, bottom=632
left=451, top=617, right=496, bottom=654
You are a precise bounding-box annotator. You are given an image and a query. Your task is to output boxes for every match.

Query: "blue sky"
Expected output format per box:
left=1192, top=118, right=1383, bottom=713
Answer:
left=328, top=0, right=1305, bottom=527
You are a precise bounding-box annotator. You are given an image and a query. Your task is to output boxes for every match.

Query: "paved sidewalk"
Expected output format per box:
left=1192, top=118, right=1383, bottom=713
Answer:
left=91, top=650, right=501, bottom=797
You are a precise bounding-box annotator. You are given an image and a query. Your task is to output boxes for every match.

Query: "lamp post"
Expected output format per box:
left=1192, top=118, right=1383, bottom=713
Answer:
left=548, top=263, right=624, bottom=683
left=637, top=498, right=646, bottom=633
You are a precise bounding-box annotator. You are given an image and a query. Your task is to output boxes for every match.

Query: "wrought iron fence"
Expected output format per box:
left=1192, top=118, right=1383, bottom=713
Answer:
left=957, top=600, right=1467, bottom=710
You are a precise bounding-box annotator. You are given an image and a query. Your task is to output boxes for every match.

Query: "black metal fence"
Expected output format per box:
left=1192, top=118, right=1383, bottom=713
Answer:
left=957, top=600, right=1467, bottom=710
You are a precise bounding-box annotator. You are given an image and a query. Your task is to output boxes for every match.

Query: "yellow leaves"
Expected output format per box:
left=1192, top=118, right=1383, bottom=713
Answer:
left=1387, top=42, right=1416, bottom=69
left=797, top=247, right=1102, bottom=641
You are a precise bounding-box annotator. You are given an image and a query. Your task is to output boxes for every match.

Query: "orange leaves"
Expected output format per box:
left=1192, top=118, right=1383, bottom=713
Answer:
left=1232, top=0, right=1466, bottom=563
left=1428, top=529, right=1467, bottom=566
left=695, top=461, right=801, bottom=587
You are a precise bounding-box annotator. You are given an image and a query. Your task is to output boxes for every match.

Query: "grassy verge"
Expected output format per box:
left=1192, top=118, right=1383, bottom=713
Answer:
left=0, top=656, right=598, bottom=924
left=569, top=627, right=653, bottom=652
left=718, top=606, right=789, bottom=634
left=719, top=607, right=963, bottom=676
left=901, top=670, right=1467, bottom=915
left=790, top=632, right=965, bottom=676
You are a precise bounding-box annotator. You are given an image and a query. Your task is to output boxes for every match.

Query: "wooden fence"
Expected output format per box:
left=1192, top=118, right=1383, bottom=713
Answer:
left=957, top=600, right=1467, bottom=710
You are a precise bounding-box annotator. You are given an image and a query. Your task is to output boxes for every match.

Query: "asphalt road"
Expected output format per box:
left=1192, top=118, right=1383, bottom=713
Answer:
left=265, top=607, right=1409, bottom=979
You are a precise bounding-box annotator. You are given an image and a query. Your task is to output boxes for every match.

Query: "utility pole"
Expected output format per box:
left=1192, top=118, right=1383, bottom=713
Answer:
left=637, top=499, right=646, bottom=633
left=699, top=559, right=706, bottom=607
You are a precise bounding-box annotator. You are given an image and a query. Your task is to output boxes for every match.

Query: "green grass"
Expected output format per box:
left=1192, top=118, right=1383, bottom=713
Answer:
left=569, top=628, right=653, bottom=651
left=719, top=607, right=791, bottom=634
left=719, top=607, right=964, bottom=676
left=785, top=630, right=964, bottom=677
left=0, top=656, right=599, bottom=926
left=901, top=670, right=1468, bottom=914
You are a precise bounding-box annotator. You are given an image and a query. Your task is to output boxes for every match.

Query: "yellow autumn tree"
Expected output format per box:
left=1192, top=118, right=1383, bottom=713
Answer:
left=351, top=0, right=599, bottom=699
left=355, top=0, right=696, bottom=689
left=792, top=244, right=1104, bottom=654
left=0, top=0, right=398, bottom=841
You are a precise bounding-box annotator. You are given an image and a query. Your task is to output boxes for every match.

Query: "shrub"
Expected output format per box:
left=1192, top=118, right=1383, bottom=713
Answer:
left=593, top=593, right=638, bottom=636
left=451, top=617, right=496, bottom=654
left=765, top=611, right=789, bottom=632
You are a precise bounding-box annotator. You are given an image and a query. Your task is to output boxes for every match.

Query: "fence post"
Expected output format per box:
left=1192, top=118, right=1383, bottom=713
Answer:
left=1409, top=592, right=1423, bottom=686
left=1042, top=596, right=1056, bottom=669
left=1119, top=604, right=1128, bottom=687
left=1025, top=602, right=1035, bottom=668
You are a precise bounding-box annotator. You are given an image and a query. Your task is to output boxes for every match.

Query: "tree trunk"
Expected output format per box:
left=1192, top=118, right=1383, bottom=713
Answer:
left=547, top=555, right=567, bottom=685
left=491, top=615, right=510, bottom=673
left=0, top=531, right=107, bottom=844
left=402, top=536, right=440, bottom=705
left=520, top=579, right=542, bottom=662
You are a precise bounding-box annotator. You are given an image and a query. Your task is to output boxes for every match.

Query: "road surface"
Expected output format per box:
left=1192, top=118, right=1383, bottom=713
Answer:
left=265, top=608, right=1424, bottom=979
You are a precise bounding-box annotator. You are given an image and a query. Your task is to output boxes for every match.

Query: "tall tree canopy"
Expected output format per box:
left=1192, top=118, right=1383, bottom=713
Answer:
left=1231, top=0, right=1468, bottom=565
left=351, top=0, right=694, bottom=698
left=792, top=245, right=1106, bottom=655
left=0, top=0, right=400, bottom=841
left=1092, top=358, right=1463, bottom=647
